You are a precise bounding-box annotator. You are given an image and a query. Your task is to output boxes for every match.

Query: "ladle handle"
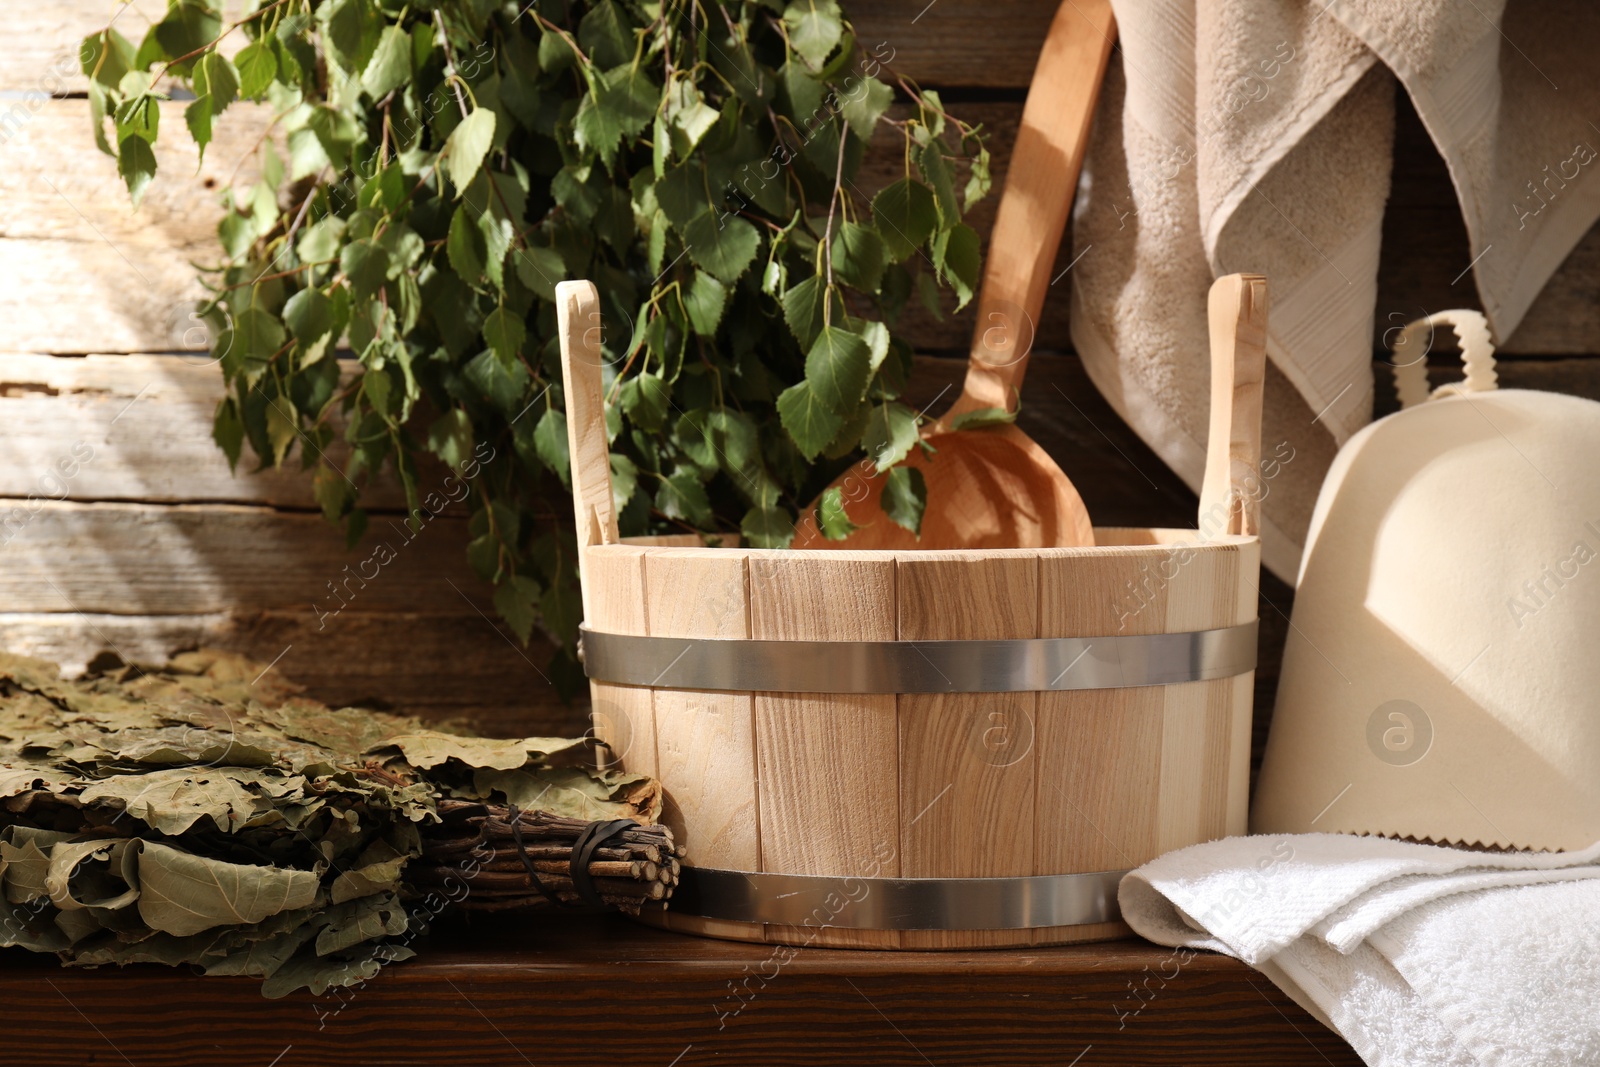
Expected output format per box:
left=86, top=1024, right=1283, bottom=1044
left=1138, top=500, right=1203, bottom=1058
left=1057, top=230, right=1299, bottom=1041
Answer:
left=949, top=0, right=1118, bottom=418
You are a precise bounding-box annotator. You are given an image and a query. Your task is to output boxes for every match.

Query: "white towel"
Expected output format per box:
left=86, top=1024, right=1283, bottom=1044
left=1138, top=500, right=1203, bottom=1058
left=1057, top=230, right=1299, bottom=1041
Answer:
left=1071, top=0, right=1600, bottom=580
left=1118, top=833, right=1600, bottom=1066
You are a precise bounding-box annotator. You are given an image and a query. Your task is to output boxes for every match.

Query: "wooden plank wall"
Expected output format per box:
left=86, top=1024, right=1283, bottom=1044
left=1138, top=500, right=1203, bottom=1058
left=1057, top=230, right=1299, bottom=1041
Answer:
left=4, top=1, right=1600, bottom=747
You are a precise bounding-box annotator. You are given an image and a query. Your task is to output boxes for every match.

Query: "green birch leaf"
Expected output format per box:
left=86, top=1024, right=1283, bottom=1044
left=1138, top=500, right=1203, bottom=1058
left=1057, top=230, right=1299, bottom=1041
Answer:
left=574, top=65, right=660, bottom=165
left=296, top=216, right=345, bottom=263
left=463, top=349, right=530, bottom=417
left=882, top=465, right=927, bottom=536
left=426, top=408, right=474, bottom=470
left=948, top=405, right=1017, bottom=431
left=477, top=208, right=514, bottom=292
left=965, top=145, right=993, bottom=209
left=816, top=485, right=860, bottom=540
left=184, top=96, right=212, bottom=161
left=152, top=0, right=221, bottom=63
left=781, top=274, right=840, bottom=349
left=861, top=401, right=920, bottom=471
left=136, top=841, right=319, bottom=938
left=665, top=78, right=720, bottom=156
left=444, top=107, right=496, bottom=195
left=235, top=307, right=286, bottom=363
left=831, top=221, right=885, bottom=292
left=492, top=575, right=542, bottom=643
left=683, top=269, right=728, bottom=336
left=609, top=452, right=639, bottom=513
left=838, top=76, right=893, bottom=140
left=361, top=24, right=412, bottom=100
left=340, top=238, right=389, bottom=300
left=682, top=211, right=760, bottom=284
left=540, top=572, right=582, bottom=646
left=919, top=142, right=960, bottom=225
left=805, top=325, right=872, bottom=415
left=777, top=380, right=843, bottom=460
left=214, top=397, right=244, bottom=472
left=482, top=305, right=525, bottom=367
left=234, top=41, right=278, bottom=99
left=308, top=104, right=360, bottom=170
left=538, top=25, right=580, bottom=73
left=784, top=0, right=844, bottom=69
left=265, top=397, right=299, bottom=466
left=619, top=373, right=671, bottom=431
left=741, top=505, right=795, bottom=549
left=935, top=222, right=981, bottom=310
left=117, top=134, right=157, bottom=207
left=872, top=179, right=938, bottom=262
left=80, top=28, right=136, bottom=89
left=193, top=52, right=239, bottom=114
left=655, top=470, right=712, bottom=525
left=313, top=463, right=353, bottom=521
left=533, top=408, right=570, bottom=485
left=513, top=246, right=565, bottom=301
left=283, top=286, right=334, bottom=348
left=326, top=0, right=381, bottom=72
left=447, top=204, right=488, bottom=287
left=578, top=0, right=634, bottom=69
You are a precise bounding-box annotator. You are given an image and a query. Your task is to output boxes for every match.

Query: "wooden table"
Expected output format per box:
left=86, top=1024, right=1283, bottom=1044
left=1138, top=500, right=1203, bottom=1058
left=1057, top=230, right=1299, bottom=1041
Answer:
left=1, top=917, right=1359, bottom=1066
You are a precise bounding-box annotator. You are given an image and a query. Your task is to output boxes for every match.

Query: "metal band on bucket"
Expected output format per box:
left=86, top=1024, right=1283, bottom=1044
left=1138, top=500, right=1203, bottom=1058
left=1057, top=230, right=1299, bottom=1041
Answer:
left=669, top=867, right=1127, bottom=930
left=579, top=620, right=1257, bottom=694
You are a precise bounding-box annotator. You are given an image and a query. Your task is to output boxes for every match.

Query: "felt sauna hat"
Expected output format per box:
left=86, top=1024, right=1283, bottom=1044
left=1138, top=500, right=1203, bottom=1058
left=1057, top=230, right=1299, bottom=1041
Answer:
left=1253, top=311, right=1600, bottom=851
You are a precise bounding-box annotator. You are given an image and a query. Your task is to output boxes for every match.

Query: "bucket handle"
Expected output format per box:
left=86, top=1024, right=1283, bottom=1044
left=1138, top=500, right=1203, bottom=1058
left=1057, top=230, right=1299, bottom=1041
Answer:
left=1199, top=273, right=1268, bottom=539
left=556, top=280, right=618, bottom=570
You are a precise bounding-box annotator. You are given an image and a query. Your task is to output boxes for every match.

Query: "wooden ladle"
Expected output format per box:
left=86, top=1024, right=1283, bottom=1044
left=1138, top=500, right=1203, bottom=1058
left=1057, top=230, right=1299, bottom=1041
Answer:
left=792, top=0, right=1117, bottom=551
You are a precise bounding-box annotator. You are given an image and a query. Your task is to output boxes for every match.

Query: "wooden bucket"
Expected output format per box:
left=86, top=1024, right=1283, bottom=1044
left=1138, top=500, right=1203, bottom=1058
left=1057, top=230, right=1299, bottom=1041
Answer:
left=557, top=277, right=1267, bottom=949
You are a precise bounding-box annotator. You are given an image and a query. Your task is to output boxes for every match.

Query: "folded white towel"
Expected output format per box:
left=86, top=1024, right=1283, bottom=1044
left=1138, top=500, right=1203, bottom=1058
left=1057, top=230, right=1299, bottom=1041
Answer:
left=1119, top=833, right=1600, bottom=1066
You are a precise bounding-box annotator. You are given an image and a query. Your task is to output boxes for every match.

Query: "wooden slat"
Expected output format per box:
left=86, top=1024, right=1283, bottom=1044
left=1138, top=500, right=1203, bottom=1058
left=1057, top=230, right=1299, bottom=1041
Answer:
left=0, top=353, right=407, bottom=508
left=746, top=550, right=901, bottom=949
left=644, top=548, right=759, bottom=871
left=895, top=552, right=1038, bottom=949
left=854, top=1, right=1059, bottom=88
left=0, top=499, right=488, bottom=614
left=0, top=917, right=1362, bottom=1067
left=581, top=546, right=658, bottom=777
left=0, top=609, right=576, bottom=737
left=1154, top=537, right=1253, bottom=851
left=1035, top=551, right=1164, bottom=937
left=0, top=100, right=266, bottom=354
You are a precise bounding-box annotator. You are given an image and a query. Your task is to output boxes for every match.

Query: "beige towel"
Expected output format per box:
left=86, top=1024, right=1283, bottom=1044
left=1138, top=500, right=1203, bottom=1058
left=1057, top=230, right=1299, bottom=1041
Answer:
left=1071, top=0, right=1600, bottom=580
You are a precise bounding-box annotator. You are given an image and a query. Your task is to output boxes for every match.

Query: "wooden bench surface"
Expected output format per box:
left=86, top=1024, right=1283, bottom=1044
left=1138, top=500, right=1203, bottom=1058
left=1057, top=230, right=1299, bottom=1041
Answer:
left=0, top=918, right=1360, bottom=1066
